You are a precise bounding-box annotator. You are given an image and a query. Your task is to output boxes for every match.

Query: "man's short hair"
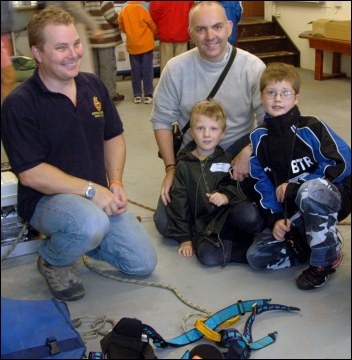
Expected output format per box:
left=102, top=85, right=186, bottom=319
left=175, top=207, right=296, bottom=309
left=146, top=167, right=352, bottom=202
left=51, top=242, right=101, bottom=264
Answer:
left=28, top=7, right=74, bottom=50
left=189, top=1, right=227, bottom=32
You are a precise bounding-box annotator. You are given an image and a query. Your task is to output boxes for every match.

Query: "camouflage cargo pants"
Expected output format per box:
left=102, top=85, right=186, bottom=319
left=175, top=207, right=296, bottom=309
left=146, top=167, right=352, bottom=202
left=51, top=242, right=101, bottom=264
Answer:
left=247, top=178, right=342, bottom=270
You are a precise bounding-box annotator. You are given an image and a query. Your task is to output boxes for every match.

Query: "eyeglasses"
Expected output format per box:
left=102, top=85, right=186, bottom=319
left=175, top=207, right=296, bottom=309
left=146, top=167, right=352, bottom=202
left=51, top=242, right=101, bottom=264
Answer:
left=263, top=90, right=296, bottom=99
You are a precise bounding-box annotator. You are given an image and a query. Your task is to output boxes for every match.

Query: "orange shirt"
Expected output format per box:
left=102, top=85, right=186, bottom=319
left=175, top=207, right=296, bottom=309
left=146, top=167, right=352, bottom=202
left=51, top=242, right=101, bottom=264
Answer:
left=118, top=1, right=157, bottom=55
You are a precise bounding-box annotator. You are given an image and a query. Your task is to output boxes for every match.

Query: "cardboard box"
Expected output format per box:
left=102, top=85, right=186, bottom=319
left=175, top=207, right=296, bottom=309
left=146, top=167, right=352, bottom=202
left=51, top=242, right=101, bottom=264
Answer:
left=311, top=19, right=351, bottom=41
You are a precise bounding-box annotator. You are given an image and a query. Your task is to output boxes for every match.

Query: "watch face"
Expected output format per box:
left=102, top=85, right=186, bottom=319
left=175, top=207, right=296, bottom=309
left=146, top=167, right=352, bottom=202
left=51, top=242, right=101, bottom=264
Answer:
left=86, top=186, right=96, bottom=199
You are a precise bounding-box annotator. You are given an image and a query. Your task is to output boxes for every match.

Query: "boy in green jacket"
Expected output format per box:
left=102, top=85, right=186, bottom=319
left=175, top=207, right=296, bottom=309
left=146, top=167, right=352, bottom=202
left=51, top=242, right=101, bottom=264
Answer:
left=160, top=99, right=264, bottom=266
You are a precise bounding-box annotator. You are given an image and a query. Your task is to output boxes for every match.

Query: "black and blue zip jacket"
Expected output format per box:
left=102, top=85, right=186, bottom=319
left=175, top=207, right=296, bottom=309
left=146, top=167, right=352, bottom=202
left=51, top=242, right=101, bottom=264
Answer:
left=249, top=105, right=351, bottom=228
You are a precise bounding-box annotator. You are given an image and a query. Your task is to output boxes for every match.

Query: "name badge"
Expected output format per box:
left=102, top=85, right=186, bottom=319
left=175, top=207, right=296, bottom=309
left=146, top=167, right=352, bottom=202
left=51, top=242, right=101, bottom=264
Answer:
left=210, top=163, right=231, bottom=173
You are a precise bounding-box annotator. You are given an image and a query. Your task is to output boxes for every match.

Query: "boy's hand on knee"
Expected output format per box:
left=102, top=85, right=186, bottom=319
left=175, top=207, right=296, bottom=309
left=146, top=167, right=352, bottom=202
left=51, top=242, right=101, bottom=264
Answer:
left=178, top=241, right=193, bottom=257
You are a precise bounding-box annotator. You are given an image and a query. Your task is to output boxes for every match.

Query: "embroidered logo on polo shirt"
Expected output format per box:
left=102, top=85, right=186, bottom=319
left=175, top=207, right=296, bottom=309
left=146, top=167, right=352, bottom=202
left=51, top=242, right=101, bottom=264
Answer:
left=91, top=96, right=104, bottom=118
left=93, top=96, right=101, bottom=111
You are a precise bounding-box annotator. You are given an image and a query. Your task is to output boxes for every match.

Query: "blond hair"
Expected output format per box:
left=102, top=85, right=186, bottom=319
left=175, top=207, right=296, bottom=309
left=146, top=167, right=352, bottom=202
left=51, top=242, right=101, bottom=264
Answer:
left=190, top=98, right=227, bottom=131
left=28, top=7, right=74, bottom=50
left=260, top=62, right=301, bottom=94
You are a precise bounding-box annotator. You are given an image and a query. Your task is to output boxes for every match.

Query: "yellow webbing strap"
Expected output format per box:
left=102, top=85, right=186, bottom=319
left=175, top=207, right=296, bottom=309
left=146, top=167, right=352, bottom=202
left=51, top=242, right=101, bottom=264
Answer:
left=195, top=315, right=241, bottom=342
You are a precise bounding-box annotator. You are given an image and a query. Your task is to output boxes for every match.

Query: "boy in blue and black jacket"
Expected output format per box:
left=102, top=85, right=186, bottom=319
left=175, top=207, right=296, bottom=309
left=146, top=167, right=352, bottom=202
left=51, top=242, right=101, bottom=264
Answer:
left=246, top=62, right=351, bottom=290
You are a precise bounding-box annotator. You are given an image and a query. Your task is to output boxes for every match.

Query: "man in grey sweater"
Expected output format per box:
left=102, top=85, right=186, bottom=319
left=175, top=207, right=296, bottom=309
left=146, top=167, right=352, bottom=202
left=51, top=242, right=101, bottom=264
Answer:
left=151, top=1, right=265, bottom=211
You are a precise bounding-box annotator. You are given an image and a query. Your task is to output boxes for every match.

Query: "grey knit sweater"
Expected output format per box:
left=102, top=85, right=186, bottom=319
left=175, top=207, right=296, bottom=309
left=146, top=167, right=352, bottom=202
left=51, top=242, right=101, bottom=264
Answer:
left=151, top=46, right=266, bottom=151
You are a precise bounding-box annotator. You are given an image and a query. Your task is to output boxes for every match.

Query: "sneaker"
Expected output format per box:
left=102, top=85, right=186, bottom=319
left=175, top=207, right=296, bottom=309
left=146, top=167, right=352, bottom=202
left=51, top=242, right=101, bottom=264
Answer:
left=112, top=93, right=125, bottom=102
left=134, top=96, right=142, bottom=104
left=37, top=257, right=85, bottom=301
left=144, top=96, right=153, bottom=104
left=296, top=252, right=343, bottom=290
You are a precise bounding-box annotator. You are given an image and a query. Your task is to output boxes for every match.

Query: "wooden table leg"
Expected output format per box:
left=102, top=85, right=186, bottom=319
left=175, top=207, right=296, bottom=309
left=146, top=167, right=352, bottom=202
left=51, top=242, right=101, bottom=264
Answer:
left=332, top=52, right=342, bottom=74
left=314, top=49, right=345, bottom=80
left=315, top=49, right=323, bottom=80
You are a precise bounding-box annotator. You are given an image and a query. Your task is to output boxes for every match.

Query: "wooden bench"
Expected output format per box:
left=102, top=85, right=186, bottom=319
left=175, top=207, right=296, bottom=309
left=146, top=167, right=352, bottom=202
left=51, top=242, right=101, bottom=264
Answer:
left=299, top=31, right=351, bottom=81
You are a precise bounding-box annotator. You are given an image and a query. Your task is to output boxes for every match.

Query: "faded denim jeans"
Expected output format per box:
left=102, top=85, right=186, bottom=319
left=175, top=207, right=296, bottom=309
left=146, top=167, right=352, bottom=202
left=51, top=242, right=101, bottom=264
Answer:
left=30, top=194, right=157, bottom=276
left=247, top=178, right=342, bottom=270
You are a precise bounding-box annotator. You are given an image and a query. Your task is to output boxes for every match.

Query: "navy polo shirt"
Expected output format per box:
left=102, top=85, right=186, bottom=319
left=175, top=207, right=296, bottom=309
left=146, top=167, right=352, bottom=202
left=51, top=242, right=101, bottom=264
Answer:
left=1, top=69, right=124, bottom=221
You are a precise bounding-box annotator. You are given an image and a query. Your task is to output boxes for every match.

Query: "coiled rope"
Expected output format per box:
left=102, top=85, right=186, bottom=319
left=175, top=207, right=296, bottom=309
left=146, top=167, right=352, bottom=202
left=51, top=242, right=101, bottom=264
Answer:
left=82, top=254, right=212, bottom=318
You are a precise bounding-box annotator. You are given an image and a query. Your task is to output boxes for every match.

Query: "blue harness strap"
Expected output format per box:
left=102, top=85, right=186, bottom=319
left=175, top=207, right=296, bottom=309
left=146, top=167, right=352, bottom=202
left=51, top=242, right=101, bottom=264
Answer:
left=142, top=298, right=300, bottom=360
left=143, top=299, right=272, bottom=348
left=220, top=302, right=300, bottom=359
left=98, top=299, right=299, bottom=359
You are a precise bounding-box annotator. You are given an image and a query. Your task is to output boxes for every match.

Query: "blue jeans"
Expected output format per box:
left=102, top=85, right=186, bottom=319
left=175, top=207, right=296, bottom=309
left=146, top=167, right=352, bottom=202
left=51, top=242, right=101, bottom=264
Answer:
left=247, top=179, right=342, bottom=270
left=129, top=50, right=154, bottom=97
left=30, top=194, right=157, bottom=276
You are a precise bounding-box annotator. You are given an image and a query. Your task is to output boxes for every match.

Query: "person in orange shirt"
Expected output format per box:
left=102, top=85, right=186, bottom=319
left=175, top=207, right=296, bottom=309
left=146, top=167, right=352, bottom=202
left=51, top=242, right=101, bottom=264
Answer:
left=118, top=1, right=156, bottom=104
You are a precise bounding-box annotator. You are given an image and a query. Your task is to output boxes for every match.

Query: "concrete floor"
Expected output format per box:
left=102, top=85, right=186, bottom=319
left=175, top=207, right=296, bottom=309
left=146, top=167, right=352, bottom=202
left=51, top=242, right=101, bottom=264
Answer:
left=1, top=68, right=351, bottom=359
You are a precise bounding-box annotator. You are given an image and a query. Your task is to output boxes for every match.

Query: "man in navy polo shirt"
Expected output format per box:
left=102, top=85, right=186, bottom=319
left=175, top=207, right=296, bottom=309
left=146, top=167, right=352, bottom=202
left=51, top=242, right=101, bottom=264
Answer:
left=1, top=8, right=157, bottom=301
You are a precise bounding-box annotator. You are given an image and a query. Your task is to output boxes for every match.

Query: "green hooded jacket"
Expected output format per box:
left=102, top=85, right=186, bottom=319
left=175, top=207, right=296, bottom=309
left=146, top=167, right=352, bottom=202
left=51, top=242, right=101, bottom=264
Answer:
left=164, top=141, right=246, bottom=248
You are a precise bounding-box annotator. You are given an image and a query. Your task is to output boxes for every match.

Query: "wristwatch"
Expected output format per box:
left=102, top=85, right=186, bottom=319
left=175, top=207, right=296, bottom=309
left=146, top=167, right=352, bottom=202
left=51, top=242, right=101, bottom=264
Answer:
left=85, top=182, right=96, bottom=200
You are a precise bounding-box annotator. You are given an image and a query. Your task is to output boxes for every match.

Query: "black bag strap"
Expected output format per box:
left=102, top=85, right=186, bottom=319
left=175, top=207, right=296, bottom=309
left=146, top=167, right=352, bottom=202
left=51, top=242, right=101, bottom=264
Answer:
left=181, top=47, right=237, bottom=134
left=207, top=47, right=237, bottom=100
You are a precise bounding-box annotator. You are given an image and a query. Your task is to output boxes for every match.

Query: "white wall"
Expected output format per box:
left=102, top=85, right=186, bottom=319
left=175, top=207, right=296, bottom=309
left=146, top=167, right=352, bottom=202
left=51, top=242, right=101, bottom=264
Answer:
left=265, top=1, right=351, bottom=77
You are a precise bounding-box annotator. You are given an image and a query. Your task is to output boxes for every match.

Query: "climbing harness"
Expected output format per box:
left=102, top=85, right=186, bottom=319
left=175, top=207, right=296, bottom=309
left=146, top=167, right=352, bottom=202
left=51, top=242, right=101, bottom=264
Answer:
left=100, top=298, right=300, bottom=359
left=145, top=298, right=299, bottom=349
left=216, top=301, right=297, bottom=359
